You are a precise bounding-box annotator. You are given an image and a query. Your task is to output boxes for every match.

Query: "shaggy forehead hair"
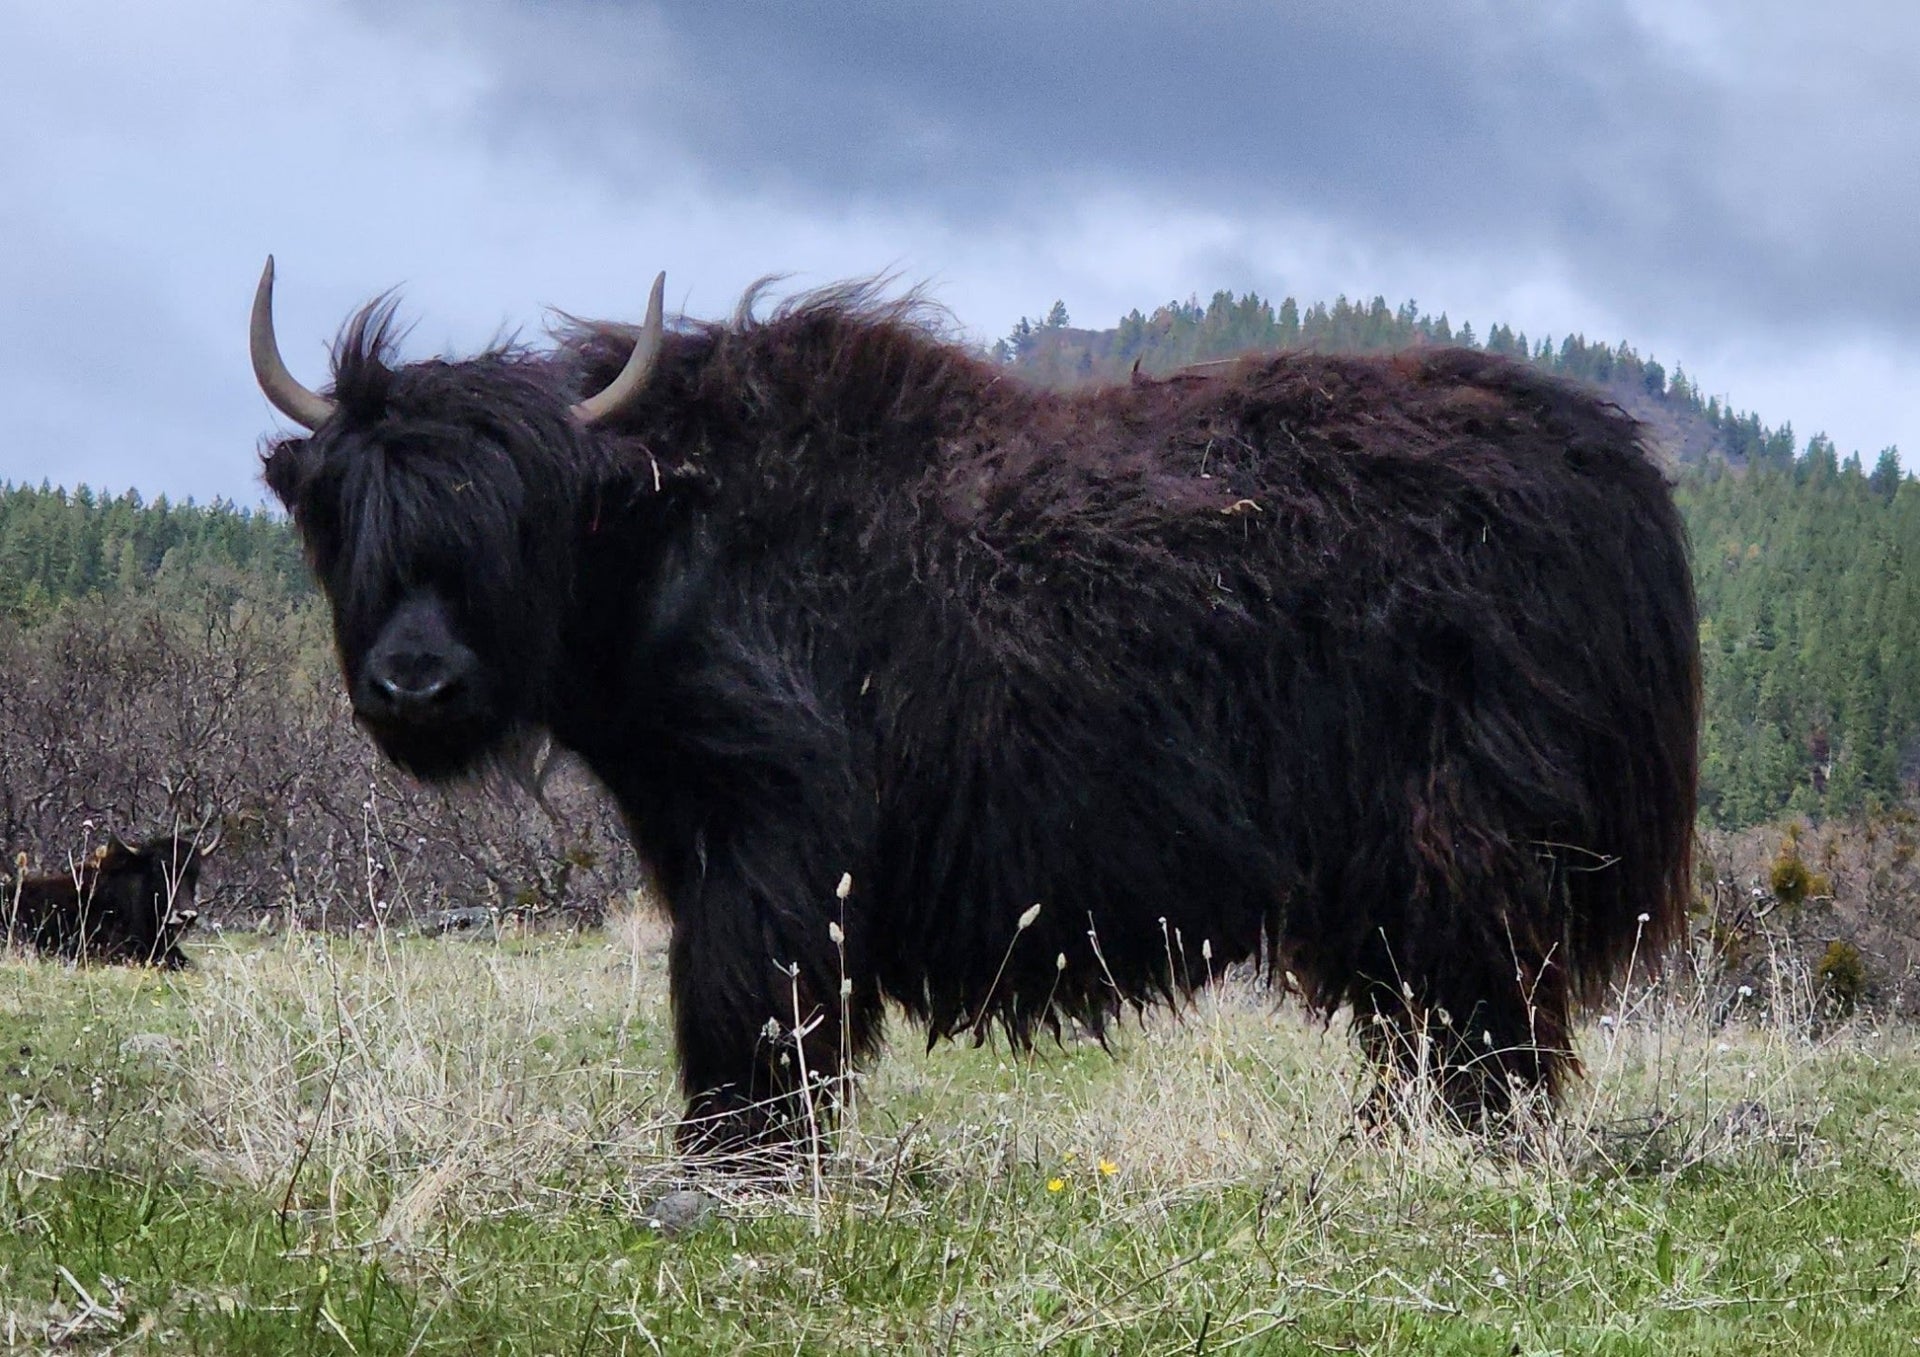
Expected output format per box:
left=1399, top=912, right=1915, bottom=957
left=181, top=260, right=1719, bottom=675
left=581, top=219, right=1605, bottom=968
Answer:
left=263, top=301, right=611, bottom=613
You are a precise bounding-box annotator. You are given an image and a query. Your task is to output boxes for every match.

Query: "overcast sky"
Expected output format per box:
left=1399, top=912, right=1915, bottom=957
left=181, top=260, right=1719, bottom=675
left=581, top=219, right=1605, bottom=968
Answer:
left=4, top=0, right=1916, bottom=506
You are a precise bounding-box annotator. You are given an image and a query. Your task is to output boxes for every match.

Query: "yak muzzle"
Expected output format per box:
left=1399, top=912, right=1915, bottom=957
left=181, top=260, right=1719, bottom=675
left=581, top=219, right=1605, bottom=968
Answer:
left=353, top=597, right=484, bottom=733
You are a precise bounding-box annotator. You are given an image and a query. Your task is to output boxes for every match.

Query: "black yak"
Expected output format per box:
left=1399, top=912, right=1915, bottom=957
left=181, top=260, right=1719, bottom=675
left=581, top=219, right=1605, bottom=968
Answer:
left=251, top=258, right=1700, bottom=1149
left=4, top=832, right=214, bottom=970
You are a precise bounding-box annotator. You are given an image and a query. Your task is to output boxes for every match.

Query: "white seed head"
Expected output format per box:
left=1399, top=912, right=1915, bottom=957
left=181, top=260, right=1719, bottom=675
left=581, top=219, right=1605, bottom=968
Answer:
left=1201, top=939, right=1213, bottom=962
left=1056, top=952, right=1068, bottom=972
left=828, top=921, right=844, bottom=944
left=1483, top=1030, right=1495, bottom=1048
left=840, top=978, right=853, bottom=998
left=1017, top=902, right=1042, bottom=931
left=836, top=872, right=853, bottom=900
left=1637, top=912, right=1651, bottom=923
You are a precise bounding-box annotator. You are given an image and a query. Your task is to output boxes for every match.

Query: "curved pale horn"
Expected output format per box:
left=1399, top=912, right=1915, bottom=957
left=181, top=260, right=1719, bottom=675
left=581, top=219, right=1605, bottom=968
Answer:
left=571, top=271, right=666, bottom=426
left=250, top=256, right=338, bottom=430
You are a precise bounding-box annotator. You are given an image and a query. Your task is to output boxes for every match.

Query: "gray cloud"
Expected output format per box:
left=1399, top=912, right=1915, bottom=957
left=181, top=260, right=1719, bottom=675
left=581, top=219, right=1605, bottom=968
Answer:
left=405, top=1, right=1917, bottom=340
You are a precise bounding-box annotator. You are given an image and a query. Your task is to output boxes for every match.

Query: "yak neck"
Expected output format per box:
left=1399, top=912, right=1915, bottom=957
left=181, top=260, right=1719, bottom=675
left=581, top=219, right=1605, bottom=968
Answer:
left=573, top=286, right=1025, bottom=494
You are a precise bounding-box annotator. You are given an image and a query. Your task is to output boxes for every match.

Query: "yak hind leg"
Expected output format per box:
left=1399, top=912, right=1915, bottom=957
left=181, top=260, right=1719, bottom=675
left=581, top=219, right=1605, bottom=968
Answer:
left=1353, top=920, right=1576, bottom=1133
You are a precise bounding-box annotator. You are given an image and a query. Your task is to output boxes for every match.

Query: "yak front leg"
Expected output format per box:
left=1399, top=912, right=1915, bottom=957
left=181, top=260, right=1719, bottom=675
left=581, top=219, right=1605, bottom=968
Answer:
left=666, top=847, right=883, bottom=1160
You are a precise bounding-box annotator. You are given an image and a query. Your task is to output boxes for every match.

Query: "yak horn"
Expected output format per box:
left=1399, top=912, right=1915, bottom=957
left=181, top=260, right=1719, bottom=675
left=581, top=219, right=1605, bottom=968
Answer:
left=571, top=271, right=666, bottom=426
left=250, top=256, right=338, bottom=430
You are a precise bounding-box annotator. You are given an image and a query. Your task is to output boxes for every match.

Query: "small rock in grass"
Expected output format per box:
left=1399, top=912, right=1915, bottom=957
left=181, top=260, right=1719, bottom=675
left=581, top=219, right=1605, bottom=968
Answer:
left=119, top=1033, right=183, bottom=1063
left=642, top=1189, right=718, bottom=1235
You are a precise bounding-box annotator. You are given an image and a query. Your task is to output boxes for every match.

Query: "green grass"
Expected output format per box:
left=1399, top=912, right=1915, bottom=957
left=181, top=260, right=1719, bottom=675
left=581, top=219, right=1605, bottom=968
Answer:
left=2, top=915, right=1917, bottom=1354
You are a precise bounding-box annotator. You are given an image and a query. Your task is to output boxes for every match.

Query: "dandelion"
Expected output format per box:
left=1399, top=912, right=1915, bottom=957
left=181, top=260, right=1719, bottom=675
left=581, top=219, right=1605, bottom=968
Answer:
left=1046, top=1178, right=1066, bottom=1193
left=1737, top=984, right=1754, bottom=998
left=1098, top=1158, right=1118, bottom=1177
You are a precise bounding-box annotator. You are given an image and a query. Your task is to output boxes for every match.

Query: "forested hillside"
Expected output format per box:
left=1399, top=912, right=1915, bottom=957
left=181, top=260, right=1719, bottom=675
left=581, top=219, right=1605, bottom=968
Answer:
left=2, top=284, right=1913, bottom=834
left=1686, top=461, right=1920, bottom=825
left=0, top=482, right=307, bottom=620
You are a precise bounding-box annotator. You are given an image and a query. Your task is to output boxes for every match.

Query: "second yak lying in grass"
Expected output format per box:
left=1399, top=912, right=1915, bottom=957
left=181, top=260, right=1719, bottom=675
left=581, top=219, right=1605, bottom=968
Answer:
left=4, top=832, right=214, bottom=969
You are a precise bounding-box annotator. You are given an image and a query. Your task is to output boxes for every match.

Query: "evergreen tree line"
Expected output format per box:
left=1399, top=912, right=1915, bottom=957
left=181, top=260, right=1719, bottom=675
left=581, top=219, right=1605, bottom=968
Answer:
left=1685, top=460, right=1920, bottom=827
left=0, top=481, right=308, bottom=622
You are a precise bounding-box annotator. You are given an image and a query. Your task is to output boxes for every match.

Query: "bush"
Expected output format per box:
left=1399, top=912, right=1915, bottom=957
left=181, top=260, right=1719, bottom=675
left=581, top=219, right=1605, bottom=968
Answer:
left=0, top=575, right=633, bottom=930
left=1816, top=940, right=1868, bottom=1017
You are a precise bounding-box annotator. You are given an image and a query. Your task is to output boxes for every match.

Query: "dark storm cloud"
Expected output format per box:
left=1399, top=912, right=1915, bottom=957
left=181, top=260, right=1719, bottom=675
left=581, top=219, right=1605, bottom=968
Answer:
left=400, top=0, right=1916, bottom=341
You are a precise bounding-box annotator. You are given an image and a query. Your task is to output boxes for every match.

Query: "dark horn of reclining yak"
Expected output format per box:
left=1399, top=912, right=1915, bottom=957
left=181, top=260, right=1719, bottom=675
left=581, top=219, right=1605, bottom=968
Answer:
left=250, top=257, right=1700, bottom=1153
left=4, top=831, right=217, bottom=970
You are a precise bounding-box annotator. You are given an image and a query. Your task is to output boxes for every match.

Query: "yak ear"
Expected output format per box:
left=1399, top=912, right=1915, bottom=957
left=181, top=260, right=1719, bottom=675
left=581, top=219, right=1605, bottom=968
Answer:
left=262, top=437, right=319, bottom=509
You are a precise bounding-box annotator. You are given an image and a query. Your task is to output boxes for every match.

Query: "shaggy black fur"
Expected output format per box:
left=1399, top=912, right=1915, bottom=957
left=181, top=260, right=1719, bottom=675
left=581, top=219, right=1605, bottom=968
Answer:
left=262, top=281, right=1700, bottom=1148
left=4, top=834, right=208, bottom=969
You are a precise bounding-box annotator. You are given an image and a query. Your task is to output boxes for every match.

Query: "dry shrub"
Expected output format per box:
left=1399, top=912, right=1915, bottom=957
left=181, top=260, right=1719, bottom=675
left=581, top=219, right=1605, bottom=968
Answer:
left=0, top=576, right=635, bottom=931
left=1696, top=820, right=1920, bottom=1019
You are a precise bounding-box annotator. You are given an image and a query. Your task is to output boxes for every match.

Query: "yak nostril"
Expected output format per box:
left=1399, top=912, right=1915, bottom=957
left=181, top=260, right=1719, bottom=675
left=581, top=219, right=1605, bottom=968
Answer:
left=376, top=671, right=453, bottom=703
left=370, top=654, right=465, bottom=708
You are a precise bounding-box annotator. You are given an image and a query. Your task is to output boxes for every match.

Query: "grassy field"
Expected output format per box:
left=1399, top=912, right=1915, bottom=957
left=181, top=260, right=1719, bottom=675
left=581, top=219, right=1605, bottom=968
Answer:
left=2, top=910, right=1917, bottom=1355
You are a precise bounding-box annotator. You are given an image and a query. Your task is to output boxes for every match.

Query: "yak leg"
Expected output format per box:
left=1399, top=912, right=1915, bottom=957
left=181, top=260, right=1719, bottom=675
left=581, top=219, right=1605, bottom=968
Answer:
left=1356, top=873, right=1573, bottom=1129
left=1358, top=965, right=1561, bottom=1129
left=667, top=845, right=882, bottom=1159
